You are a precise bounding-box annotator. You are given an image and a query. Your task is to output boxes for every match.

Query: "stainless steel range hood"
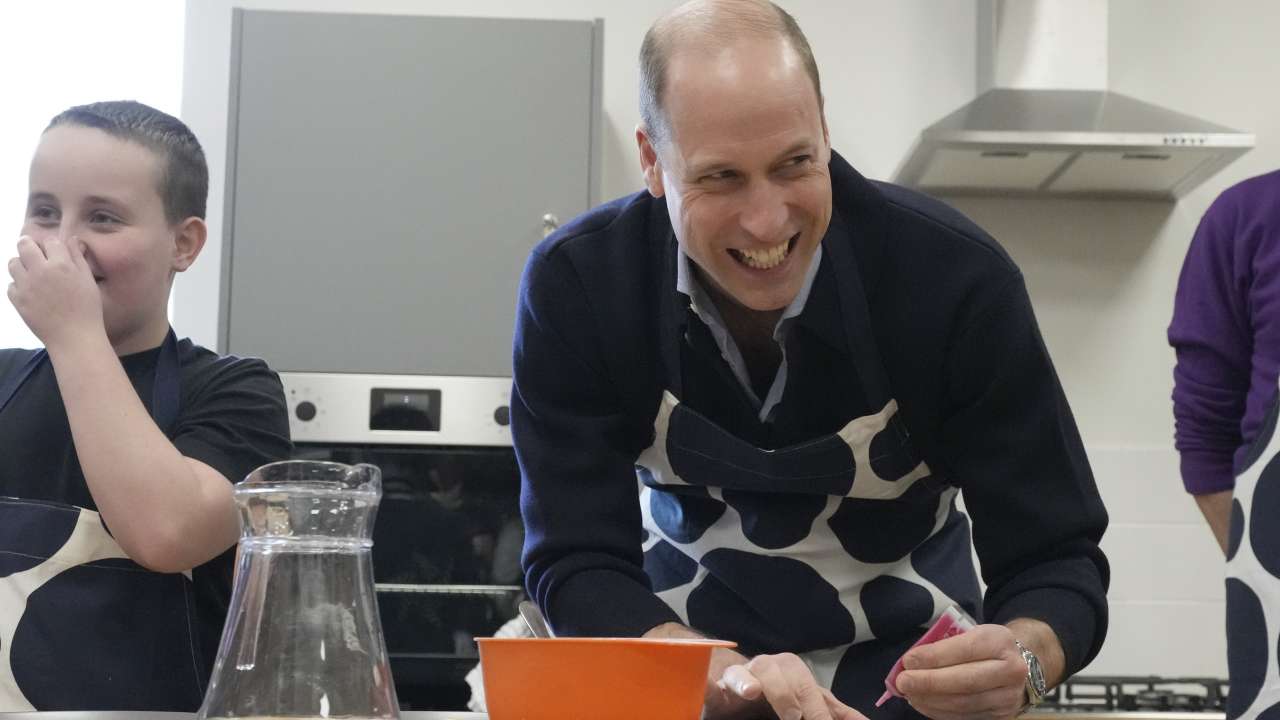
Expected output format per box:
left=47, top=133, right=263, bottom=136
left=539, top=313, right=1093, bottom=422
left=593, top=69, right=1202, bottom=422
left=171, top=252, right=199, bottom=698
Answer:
left=893, top=0, right=1253, bottom=200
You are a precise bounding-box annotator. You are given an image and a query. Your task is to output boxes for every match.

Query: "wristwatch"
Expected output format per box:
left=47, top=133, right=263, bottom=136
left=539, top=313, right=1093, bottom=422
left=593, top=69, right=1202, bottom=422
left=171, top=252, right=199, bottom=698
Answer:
left=1015, top=639, right=1046, bottom=711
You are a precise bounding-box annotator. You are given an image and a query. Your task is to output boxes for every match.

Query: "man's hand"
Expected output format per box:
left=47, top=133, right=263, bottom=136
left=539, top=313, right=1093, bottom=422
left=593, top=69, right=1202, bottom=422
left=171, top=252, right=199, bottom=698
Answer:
left=710, top=649, right=864, bottom=720
left=894, top=623, right=1045, bottom=720
left=7, top=235, right=105, bottom=350
left=645, top=623, right=863, bottom=720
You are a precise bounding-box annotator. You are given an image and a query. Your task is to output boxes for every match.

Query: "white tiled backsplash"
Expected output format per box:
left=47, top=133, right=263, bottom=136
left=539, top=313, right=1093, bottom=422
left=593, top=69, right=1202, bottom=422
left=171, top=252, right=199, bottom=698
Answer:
left=1088, top=445, right=1227, bottom=677
left=961, top=444, right=1228, bottom=678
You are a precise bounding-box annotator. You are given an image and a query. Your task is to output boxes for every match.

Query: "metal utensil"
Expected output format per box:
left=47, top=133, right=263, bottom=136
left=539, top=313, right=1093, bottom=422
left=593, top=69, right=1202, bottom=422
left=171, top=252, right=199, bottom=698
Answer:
left=518, top=600, right=555, bottom=638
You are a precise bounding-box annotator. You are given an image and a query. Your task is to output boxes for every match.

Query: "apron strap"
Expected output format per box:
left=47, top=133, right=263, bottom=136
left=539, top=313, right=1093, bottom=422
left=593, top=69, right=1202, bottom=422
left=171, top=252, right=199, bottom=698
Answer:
left=0, top=329, right=182, bottom=433
left=0, top=351, right=45, bottom=416
left=658, top=230, right=690, bottom=399
left=151, top=328, right=182, bottom=433
left=823, top=213, right=895, bottom=411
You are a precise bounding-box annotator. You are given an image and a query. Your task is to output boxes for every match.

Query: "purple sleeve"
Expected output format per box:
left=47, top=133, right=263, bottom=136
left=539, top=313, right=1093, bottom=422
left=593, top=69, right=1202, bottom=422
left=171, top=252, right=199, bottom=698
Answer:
left=1169, top=193, right=1250, bottom=495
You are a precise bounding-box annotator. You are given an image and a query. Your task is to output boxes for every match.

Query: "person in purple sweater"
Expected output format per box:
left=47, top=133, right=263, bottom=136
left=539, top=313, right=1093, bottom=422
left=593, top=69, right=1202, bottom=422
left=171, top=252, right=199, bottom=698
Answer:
left=1169, top=169, right=1280, bottom=553
left=1170, top=170, right=1280, bottom=720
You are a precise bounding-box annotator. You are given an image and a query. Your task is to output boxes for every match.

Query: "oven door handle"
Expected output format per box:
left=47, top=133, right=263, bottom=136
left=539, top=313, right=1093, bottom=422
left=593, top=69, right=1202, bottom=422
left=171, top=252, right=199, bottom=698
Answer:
left=375, top=583, right=524, bottom=596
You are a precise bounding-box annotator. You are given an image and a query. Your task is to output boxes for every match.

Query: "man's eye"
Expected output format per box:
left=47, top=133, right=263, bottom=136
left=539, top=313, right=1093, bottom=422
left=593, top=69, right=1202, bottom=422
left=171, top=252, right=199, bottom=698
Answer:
left=702, top=171, right=736, bottom=182
left=786, top=155, right=812, bottom=168
left=89, top=211, right=122, bottom=225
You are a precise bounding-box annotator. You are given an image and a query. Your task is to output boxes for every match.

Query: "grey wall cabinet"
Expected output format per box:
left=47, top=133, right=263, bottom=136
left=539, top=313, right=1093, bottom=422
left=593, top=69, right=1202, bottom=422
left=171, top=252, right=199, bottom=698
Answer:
left=221, top=9, right=602, bottom=376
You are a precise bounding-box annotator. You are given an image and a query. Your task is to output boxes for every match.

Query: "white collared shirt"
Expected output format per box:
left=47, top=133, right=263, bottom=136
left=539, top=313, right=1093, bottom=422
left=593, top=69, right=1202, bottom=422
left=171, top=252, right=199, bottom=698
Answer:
left=675, top=245, right=823, bottom=423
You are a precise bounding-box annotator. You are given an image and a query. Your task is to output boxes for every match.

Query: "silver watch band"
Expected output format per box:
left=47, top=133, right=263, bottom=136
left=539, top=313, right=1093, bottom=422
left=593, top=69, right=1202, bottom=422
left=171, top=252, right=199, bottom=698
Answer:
left=1014, top=639, right=1046, bottom=711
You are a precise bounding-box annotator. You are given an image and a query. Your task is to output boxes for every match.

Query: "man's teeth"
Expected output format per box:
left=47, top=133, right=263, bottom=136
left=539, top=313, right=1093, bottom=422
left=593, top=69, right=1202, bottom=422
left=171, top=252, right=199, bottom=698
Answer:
left=734, top=241, right=790, bottom=270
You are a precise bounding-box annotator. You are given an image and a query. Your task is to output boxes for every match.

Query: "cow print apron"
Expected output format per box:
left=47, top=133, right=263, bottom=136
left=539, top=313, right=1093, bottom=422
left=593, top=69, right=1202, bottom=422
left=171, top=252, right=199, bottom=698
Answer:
left=0, top=330, right=207, bottom=711
left=638, top=233, right=982, bottom=716
left=1226, top=384, right=1280, bottom=720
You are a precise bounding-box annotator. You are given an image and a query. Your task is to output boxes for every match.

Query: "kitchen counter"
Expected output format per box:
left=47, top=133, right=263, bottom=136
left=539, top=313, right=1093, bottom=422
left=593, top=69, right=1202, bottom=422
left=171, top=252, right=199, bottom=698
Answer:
left=0, top=710, right=1227, bottom=720
left=0, top=707, right=483, bottom=712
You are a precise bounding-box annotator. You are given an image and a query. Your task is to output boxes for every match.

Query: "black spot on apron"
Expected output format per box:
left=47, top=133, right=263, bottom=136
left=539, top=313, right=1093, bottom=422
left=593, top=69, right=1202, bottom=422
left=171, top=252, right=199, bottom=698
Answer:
left=0, top=501, right=76, bottom=578
left=911, top=510, right=983, bottom=621
left=13, top=563, right=202, bottom=710
left=1250, top=454, right=1280, bottom=578
left=644, top=539, right=699, bottom=592
left=832, top=633, right=928, bottom=720
left=666, top=404, right=859, bottom=496
left=861, top=575, right=934, bottom=640
left=649, top=486, right=724, bottom=544
left=827, top=479, right=942, bottom=563
left=722, top=489, right=827, bottom=549
left=868, top=414, right=918, bottom=482
left=1228, top=499, right=1245, bottom=562
left=1226, top=577, right=1267, bottom=719
left=689, top=549, right=855, bottom=652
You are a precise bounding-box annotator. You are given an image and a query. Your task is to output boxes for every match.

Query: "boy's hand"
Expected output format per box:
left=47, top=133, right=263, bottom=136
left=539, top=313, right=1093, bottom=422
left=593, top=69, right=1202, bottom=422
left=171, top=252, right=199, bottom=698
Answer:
left=7, top=235, right=105, bottom=350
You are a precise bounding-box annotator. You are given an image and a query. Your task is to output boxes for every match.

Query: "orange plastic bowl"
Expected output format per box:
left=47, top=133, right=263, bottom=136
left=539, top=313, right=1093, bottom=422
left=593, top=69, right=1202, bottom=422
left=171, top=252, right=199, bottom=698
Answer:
left=477, top=636, right=735, bottom=720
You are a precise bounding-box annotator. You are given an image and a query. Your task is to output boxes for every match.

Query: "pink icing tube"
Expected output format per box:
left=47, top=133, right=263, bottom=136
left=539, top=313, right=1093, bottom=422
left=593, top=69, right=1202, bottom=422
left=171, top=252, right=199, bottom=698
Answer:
left=875, top=605, right=977, bottom=707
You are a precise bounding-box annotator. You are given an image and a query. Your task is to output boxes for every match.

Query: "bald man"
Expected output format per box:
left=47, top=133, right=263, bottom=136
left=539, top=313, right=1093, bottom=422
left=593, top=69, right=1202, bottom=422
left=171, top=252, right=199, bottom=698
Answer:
left=512, top=2, right=1109, bottom=719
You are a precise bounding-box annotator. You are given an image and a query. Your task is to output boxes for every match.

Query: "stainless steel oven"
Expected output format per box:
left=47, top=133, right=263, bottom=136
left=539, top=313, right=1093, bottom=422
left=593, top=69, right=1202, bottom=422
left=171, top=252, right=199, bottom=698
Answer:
left=1025, top=676, right=1228, bottom=720
left=278, top=371, right=522, bottom=711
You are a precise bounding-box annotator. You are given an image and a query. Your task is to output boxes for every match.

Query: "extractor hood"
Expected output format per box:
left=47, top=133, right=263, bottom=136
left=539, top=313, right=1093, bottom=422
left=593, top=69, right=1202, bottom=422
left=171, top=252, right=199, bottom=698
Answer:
left=893, top=0, right=1254, bottom=200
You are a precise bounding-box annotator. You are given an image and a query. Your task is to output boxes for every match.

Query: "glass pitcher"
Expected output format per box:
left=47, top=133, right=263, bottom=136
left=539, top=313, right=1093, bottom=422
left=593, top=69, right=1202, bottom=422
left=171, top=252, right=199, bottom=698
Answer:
left=198, top=460, right=399, bottom=719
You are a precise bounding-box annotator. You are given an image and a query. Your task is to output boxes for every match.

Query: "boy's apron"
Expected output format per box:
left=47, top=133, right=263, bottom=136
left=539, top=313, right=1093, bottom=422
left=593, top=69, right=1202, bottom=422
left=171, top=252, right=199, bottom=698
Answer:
left=1225, top=384, right=1280, bottom=720
left=0, top=330, right=206, bottom=711
left=638, top=232, right=982, bottom=715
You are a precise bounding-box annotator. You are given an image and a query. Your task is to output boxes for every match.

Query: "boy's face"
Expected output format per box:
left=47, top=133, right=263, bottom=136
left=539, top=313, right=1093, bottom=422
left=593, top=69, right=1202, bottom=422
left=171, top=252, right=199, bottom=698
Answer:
left=22, top=125, right=182, bottom=352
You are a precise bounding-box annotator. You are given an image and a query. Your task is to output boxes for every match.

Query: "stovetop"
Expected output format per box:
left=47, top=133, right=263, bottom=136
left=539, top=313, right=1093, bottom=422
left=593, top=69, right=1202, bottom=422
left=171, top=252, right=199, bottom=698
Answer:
left=1026, top=676, right=1228, bottom=718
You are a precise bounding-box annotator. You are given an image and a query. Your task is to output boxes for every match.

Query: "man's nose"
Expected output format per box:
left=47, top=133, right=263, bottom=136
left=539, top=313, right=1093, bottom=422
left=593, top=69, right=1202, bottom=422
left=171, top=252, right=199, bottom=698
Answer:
left=738, top=182, right=789, bottom=242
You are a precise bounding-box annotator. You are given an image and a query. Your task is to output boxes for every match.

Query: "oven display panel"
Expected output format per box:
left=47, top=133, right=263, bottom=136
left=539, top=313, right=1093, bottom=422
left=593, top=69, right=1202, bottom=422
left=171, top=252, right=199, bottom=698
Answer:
left=370, top=388, right=442, bottom=431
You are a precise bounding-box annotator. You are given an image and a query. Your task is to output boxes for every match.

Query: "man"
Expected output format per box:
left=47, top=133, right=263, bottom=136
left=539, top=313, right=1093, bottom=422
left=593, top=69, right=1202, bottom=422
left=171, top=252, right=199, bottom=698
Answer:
left=512, top=3, right=1109, bottom=719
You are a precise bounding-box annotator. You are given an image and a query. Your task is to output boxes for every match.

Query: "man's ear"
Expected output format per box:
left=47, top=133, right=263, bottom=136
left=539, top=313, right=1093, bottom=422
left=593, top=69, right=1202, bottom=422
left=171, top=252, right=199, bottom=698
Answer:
left=636, top=125, right=666, bottom=198
left=172, top=217, right=207, bottom=272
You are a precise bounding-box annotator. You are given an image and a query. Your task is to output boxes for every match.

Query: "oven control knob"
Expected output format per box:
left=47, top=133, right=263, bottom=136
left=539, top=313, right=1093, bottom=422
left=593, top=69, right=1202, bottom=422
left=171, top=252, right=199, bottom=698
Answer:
left=295, top=401, right=318, bottom=422
left=493, top=405, right=511, bottom=426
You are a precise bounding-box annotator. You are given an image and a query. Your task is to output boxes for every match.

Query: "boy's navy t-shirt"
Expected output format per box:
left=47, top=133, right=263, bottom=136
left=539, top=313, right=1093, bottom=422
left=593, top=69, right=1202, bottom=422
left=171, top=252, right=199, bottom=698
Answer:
left=0, top=338, right=292, bottom=708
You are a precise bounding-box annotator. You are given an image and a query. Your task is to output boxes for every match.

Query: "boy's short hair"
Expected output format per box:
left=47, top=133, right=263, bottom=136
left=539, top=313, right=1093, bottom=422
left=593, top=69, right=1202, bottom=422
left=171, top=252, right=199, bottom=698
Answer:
left=46, top=100, right=209, bottom=224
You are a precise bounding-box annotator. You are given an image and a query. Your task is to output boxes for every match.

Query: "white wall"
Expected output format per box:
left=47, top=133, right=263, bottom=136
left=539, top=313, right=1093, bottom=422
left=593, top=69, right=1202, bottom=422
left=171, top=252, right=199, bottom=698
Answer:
left=0, top=1, right=184, bottom=348
left=176, top=0, right=977, bottom=346
left=949, top=0, right=1280, bottom=678
left=179, top=0, right=1280, bottom=680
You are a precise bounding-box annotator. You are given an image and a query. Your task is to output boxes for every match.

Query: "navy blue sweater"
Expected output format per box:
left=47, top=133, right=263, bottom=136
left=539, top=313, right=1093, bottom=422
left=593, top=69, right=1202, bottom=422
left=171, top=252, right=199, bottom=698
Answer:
left=512, top=152, right=1109, bottom=677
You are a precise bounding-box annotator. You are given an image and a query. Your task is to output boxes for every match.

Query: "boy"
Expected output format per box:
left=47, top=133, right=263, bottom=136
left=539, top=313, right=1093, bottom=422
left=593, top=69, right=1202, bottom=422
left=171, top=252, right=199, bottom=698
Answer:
left=0, top=101, right=291, bottom=711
